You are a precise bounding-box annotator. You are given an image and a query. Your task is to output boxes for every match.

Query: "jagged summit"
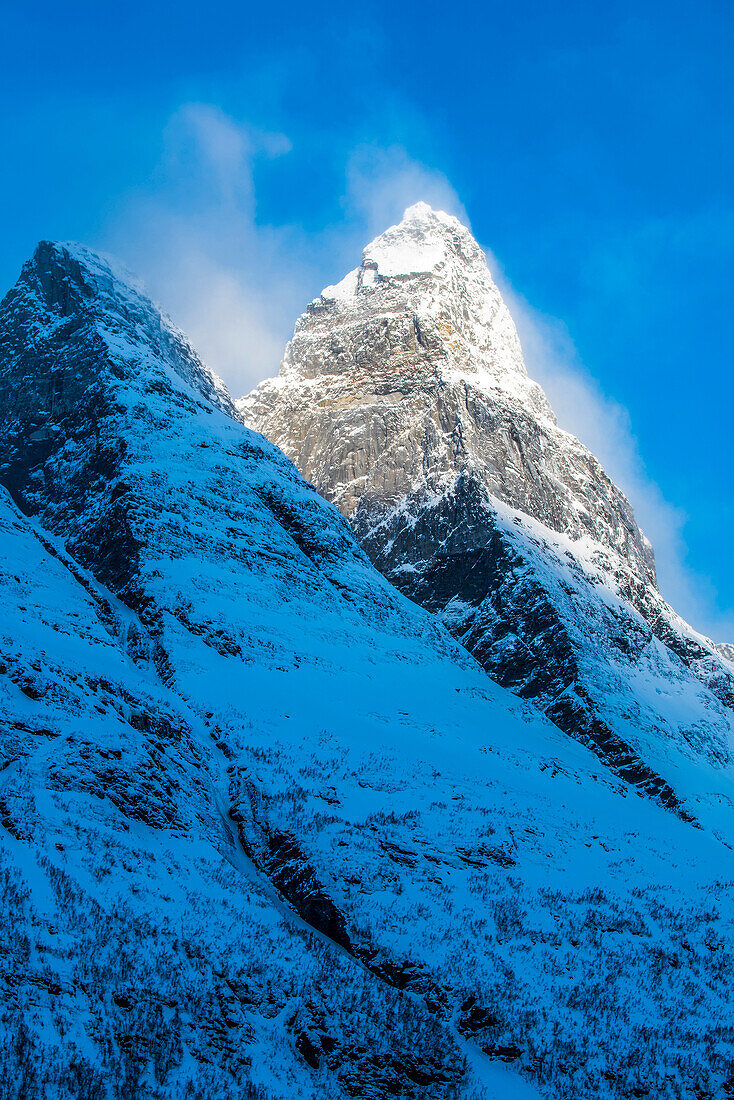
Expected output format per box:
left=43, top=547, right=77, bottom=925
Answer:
left=394, top=199, right=456, bottom=222
left=0, top=239, right=236, bottom=589
left=240, top=207, right=653, bottom=583
left=355, top=201, right=485, bottom=279
left=285, top=202, right=546, bottom=421
left=2, top=239, right=233, bottom=416
left=18, top=239, right=169, bottom=336
left=30, top=239, right=145, bottom=299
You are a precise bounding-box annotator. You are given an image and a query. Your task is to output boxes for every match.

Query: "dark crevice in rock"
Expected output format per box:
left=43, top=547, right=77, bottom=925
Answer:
left=226, top=779, right=543, bottom=1094
left=227, top=794, right=470, bottom=1094
left=228, top=798, right=353, bottom=955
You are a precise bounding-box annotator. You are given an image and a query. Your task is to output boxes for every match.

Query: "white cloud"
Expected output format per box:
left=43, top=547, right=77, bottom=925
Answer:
left=100, top=103, right=732, bottom=640
left=343, top=144, right=468, bottom=240
left=162, top=104, right=255, bottom=208
left=103, top=104, right=303, bottom=392
left=103, top=112, right=466, bottom=395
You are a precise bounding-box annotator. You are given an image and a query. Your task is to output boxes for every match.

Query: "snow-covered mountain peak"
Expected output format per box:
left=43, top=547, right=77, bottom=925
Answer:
left=24, top=240, right=169, bottom=334
left=289, top=202, right=544, bottom=411
left=241, top=210, right=657, bottom=585
left=7, top=239, right=234, bottom=416
left=359, top=201, right=483, bottom=279
left=34, top=238, right=143, bottom=292
left=400, top=199, right=450, bottom=222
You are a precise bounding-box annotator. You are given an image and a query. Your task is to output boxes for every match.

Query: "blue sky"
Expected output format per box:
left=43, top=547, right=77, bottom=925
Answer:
left=1, top=0, right=732, bottom=638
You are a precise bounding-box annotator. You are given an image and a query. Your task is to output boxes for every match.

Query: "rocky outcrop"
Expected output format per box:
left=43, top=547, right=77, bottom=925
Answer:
left=0, top=242, right=233, bottom=602
left=241, top=203, right=654, bottom=583
left=241, top=202, right=734, bottom=819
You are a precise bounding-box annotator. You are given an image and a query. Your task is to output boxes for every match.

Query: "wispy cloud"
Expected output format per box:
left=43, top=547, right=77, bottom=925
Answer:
left=104, top=104, right=302, bottom=391
left=103, top=107, right=464, bottom=394
left=101, top=102, right=732, bottom=641
left=343, top=143, right=468, bottom=239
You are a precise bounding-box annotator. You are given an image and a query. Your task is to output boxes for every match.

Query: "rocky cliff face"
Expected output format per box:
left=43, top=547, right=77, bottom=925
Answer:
left=241, top=203, right=654, bottom=583
left=3, top=240, right=734, bottom=1100
left=241, top=203, right=734, bottom=819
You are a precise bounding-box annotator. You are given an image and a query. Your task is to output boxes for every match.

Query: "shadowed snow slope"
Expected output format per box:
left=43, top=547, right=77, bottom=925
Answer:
left=241, top=202, right=734, bottom=824
left=1, top=241, right=734, bottom=1099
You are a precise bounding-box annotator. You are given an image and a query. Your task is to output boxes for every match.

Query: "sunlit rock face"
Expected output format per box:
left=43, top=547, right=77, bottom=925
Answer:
left=241, top=203, right=734, bottom=814
left=240, top=202, right=655, bottom=581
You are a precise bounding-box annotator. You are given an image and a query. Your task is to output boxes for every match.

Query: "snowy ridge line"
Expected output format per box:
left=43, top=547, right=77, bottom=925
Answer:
left=4, top=230, right=734, bottom=1097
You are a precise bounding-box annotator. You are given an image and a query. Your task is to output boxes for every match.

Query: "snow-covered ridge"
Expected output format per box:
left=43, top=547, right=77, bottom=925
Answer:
left=4, top=236, right=734, bottom=1098
left=10, top=239, right=234, bottom=414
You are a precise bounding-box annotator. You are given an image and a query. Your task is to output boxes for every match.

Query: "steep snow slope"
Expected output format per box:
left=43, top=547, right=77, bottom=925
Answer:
left=0, top=488, right=474, bottom=1100
left=240, top=203, right=734, bottom=819
left=2, top=242, right=734, bottom=1099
